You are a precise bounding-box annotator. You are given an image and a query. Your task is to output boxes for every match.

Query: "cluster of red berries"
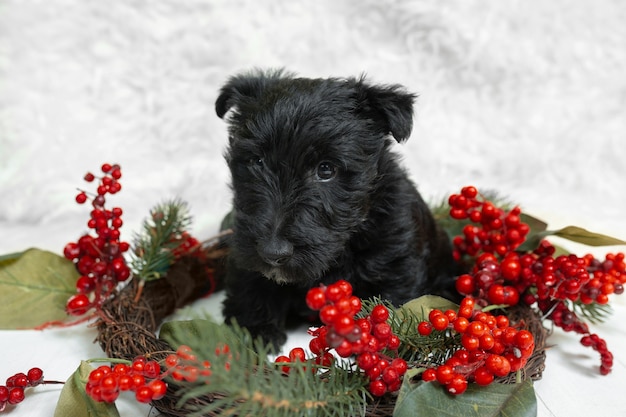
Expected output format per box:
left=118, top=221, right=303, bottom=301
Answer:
left=170, top=231, right=202, bottom=260
left=86, top=357, right=167, bottom=404
left=455, top=243, right=623, bottom=374
left=63, top=163, right=131, bottom=316
left=449, top=186, right=530, bottom=260
left=302, top=280, right=407, bottom=396
left=418, top=297, right=534, bottom=395
left=0, top=368, right=45, bottom=412
left=273, top=347, right=333, bottom=375
left=455, top=253, right=522, bottom=307
left=580, top=332, right=614, bottom=376
left=528, top=242, right=625, bottom=306
left=448, top=186, right=626, bottom=375
left=545, top=300, right=614, bottom=375
left=163, top=344, right=229, bottom=383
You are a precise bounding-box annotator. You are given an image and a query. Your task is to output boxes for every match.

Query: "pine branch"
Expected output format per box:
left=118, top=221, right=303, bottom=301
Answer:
left=359, top=298, right=460, bottom=367
left=571, top=300, right=614, bottom=325
left=159, top=317, right=368, bottom=417
left=130, top=199, right=192, bottom=282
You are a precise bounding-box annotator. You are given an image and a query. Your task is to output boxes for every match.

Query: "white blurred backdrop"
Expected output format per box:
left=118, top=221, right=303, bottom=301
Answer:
left=0, top=1, right=625, bottom=416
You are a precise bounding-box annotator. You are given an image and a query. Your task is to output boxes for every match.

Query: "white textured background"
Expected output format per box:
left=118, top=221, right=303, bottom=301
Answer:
left=0, top=1, right=625, bottom=416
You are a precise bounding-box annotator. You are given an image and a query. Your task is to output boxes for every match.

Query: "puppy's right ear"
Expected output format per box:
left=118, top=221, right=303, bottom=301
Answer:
left=215, top=69, right=287, bottom=118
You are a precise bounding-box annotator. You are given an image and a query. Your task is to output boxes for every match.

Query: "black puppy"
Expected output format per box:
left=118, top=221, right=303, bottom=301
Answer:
left=216, top=69, right=459, bottom=348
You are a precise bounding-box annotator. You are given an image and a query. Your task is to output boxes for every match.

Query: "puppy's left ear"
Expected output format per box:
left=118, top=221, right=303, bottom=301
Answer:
left=358, top=81, right=417, bottom=142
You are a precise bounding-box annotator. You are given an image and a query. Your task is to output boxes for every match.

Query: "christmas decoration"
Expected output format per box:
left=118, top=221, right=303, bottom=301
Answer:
left=0, top=164, right=624, bottom=417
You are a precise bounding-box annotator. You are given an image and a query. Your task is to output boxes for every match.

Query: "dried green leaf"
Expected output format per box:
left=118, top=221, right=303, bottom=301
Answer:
left=54, top=361, right=120, bottom=417
left=519, top=213, right=548, bottom=233
left=399, top=295, right=459, bottom=320
left=0, top=248, right=78, bottom=329
left=394, top=379, right=537, bottom=417
left=550, top=226, right=626, bottom=246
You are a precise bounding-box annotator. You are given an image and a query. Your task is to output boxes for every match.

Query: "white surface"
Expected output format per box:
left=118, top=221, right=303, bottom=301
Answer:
left=1, top=1, right=625, bottom=416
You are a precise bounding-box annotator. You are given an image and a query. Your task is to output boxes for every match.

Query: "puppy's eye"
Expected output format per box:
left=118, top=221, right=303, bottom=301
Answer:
left=316, top=161, right=337, bottom=182
left=248, top=157, right=264, bottom=168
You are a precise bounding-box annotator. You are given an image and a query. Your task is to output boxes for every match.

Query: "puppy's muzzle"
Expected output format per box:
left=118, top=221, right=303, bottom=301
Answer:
left=257, top=237, right=293, bottom=267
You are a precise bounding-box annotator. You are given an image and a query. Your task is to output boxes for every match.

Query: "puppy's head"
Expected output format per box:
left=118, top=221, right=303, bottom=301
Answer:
left=217, top=69, right=416, bottom=285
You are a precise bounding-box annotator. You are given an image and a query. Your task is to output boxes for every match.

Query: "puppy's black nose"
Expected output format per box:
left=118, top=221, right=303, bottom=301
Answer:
left=258, top=238, right=293, bottom=267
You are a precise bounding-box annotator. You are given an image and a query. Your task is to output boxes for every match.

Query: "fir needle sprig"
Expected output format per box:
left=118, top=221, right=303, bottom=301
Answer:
left=130, top=199, right=193, bottom=301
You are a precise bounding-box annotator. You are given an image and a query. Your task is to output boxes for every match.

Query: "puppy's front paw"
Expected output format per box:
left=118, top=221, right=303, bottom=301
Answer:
left=246, top=323, right=287, bottom=352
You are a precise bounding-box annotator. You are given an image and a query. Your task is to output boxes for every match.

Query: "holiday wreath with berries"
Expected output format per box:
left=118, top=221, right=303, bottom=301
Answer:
left=0, top=163, right=625, bottom=416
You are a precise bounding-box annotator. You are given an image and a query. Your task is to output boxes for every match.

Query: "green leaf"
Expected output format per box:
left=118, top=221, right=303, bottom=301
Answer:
left=54, top=361, right=120, bottom=417
left=0, top=250, right=25, bottom=263
left=0, top=248, right=78, bottom=329
left=549, top=226, right=626, bottom=246
left=519, top=213, right=548, bottom=233
left=399, top=295, right=459, bottom=319
left=394, top=379, right=537, bottom=417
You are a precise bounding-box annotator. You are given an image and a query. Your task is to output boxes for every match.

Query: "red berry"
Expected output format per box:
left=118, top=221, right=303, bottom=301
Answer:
left=515, top=330, right=534, bottom=351
left=391, top=358, right=408, bottom=376
left=27, top=368, right=43, bottom=386
left=486, top=354, right=511, bottom=377
left=387, top=335, right=401, bottom=350
left=356, top=353, right=378, bottom=371
left=324, top=283, right=344, bottom=303
left=143, top=361, right=161, bottom=379
left=373, top=322, right=392, bottom=341
left=66, top=294, right=91, bottom=316
left=453, top=317, right=470, bottom=333
left=131, top=374, right=146, bottom=390
left=455, top=274, right=474, bottom=295
left=75, top=192, right=88, bottom=204
left=8, top=387, right=25, bottom=405
left=421, top=368, right=437, bottom=382
left=148, top=379, right=167, bottom=400
left=111, top=168, right=122, bottom=180
left=289, top=347, right=306, bottom=363
left=319, top=305, right=339, bottom=325
left=131, top=357, right=146, bottom=373
left=370, top=305, right=389, bottom=323
left=333, top=314, right=356, bottom=336
left=502, top=286, right=520, bottom=306
left=305, top=287, right=326, bottom=310
left=446, top=374, right=468, bottom=395
left=84, top=172, right=96, bottom=182
left=466, top=321, right=486, bottom=337
left=274, top=356, right=291, bottom=374
left=487, top=284, right=505, bottom=305
left=461, top=186, right=478, bottom=199
left=0, top=386, right=9, bottom=402
left=101, top=163, right=112, bottom=173
left=418, top=321, right=433, bottom=336
left=474, top=366, right=494, bottom=386
left=461, top=334, right=480, bottom=351
left=436, top=365, right=455, bottom=384
left=135, top=386, right=153, bottom=404
left=12, top=374, right=28, bottom=388
left=76, top=275, right=96, bottom=294
left=368, top=379, right=387, bottom=397
left=335, top=340, right=353, bottom=358
left=382, top=367, right=399, bottom=385
left=63, top=242, right=81, bottom=260
left=430, top=314, right=449, bottom=331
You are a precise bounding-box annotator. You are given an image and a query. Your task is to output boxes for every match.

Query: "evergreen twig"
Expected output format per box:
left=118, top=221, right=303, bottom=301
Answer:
left=159, top=317, right=369, bottom=417
left=130, top=199, right=192, bottom=282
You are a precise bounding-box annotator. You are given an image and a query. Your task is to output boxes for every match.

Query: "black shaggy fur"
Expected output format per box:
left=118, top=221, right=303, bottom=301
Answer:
left=216, top=69, right=460, bottom=348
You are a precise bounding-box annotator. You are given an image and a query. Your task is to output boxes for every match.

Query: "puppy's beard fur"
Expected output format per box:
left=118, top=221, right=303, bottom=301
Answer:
left=262, top=267, right=292, bottom=284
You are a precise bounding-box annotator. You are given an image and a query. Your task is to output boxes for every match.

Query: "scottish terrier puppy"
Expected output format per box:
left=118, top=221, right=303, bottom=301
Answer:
left=216, top=69, right=459, bottom=348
